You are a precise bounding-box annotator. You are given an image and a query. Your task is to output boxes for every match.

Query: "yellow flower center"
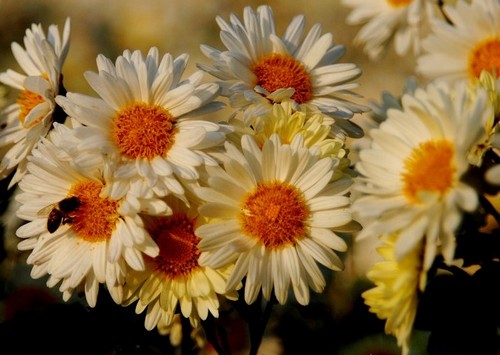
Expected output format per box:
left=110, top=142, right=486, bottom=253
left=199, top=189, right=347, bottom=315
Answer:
left=17, top=73, right=51, bottom=128
left=17, top=91, right=45, bottom=128
left=146, top=213, right=200, bottom=279
left=113, top=102, right=176, bottom=160
left=239, top=181, right=310, bottom=249
left=68, top=180, right=120, bottom=242
left=252, top=53, right=313, bottom=104
left=387, top=0, right=413, bottom=7
left=401, top=140, right=456, bottom=203
left=469, top=37, right=500, bottom=80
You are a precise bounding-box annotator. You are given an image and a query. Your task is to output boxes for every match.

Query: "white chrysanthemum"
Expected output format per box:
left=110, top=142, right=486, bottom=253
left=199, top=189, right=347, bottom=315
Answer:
left=198, top=5, right=368, bottom=137
left=352, top=81, right=491, bottom=271
left=362, top=233, right=424, bottom=355
left=342, top=0, right=427, bottom=60
left=123, top=197, right=238, bottom=333
left=416, top=0, right=500, bottom=83
left=15, top=123, right=164, bottom=307
left=55, top=47, right=228, bottom=205
left=195, top=133, right=357, bottom=306
left=0, top=18, right=70, bottom=187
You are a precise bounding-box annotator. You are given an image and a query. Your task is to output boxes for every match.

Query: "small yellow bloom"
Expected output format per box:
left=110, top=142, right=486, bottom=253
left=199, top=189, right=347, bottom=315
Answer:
left=362, top=233, right=425, bottom=355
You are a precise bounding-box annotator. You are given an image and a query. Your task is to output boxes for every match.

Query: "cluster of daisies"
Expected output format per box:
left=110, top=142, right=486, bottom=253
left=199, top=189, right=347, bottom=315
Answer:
left=0, top=1, right=499, bottom=354
left=0, top=4, right=366, bottom=349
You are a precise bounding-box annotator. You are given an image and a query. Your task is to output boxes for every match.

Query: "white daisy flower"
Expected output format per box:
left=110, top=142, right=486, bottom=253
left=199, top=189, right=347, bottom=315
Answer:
left=55, top=47, right=228, bottom=204
left=342, top=0, right=427, bottom=60
left=352, top=80, right=492, bottom=271
left=416, top=0, right=500, bottom=83
left=198, top=5, right=368, bottom=137
left=195, top=133, right=357, bottom=306
left=15, top=123, right=163, bottom=307
left=0, top=18, right=70, bottom=187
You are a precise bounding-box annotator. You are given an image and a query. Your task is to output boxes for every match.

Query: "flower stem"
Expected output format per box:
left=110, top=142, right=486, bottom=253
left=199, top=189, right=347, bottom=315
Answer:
left=248, top=295, right=276, bottom=355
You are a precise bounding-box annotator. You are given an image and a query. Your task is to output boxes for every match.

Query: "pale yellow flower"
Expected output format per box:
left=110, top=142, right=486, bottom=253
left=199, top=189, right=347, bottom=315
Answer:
left=229, top=101, right=352, bottom=181
left=362, top=233, right=425, bottom=355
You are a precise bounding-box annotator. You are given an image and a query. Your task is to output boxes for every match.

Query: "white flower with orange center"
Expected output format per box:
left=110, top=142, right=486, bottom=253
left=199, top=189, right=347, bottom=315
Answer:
left=416, top=0, right=500, bottom=83
left=15, top=123, right=161, bottom=308
left=123, top=197, right=237, bottom=332
left=362, top=233, right=424, bottom=355
left=55, top=47, right=227, bottom=204
left=342, top=0, right=426, bottom=60
left=198, top=5, right=368, bottom=137
left=352, top=81, right=491, bottom=271
left=0, top=18, right=70, bottom=187
left=195, top=133, right=356, bottom=306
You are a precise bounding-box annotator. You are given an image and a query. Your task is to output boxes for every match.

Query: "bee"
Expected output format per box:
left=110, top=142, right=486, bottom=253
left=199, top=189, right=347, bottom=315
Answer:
left=38, top=196, right=82, bottom=233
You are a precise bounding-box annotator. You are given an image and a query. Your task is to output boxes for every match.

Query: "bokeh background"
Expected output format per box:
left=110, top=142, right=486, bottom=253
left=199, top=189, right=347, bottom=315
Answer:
left=0, top=0, right=421, bottom=354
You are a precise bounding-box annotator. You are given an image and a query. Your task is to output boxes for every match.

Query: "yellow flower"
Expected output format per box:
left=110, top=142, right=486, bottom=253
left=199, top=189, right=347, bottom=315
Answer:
left=238, top=101, right=353, bottom=181
left=362, top=233, right=425, bottom=355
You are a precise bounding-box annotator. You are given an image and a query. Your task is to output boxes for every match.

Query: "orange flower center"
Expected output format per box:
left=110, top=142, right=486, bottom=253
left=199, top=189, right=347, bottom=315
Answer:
left=401, top=140, right=456, bottom=203
left=469, top=37, right=500, bottom=80
left=146, top=213, right=200, bottom=279
left=387, top=0, right=413, bottom=7
left=68, top=180, right=120, bottom=242
left=17, top=91, right=45, bottom=128
left=17, top=73, right=51, bottom=128
left=252, top=53, right=313, bottom=104
left=239, top=181, right=310, bottom=249
left=113, top=102, right=176, bottom=160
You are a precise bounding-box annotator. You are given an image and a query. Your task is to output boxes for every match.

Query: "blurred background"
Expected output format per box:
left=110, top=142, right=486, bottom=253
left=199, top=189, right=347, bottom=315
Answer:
left=0, top=0, right=420, bottom=354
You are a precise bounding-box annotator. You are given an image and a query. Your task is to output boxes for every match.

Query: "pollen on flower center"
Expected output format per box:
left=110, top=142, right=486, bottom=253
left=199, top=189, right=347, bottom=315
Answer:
left=401, top=140, right=456, bottom=203
left=68, top=180, right=120, bottom=242
left=146, top=213, right=200, bottom=279
left=113, top=102, right=176, bottom=160
left=387, top=0, right=413, bottom=7
left=252, top=53, right=313, bottom=104
left=17, top=90, right=45, bottom=128
left=469, top=37, right=500, bottom=80
left=239, top=181, right=310, bottom=249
